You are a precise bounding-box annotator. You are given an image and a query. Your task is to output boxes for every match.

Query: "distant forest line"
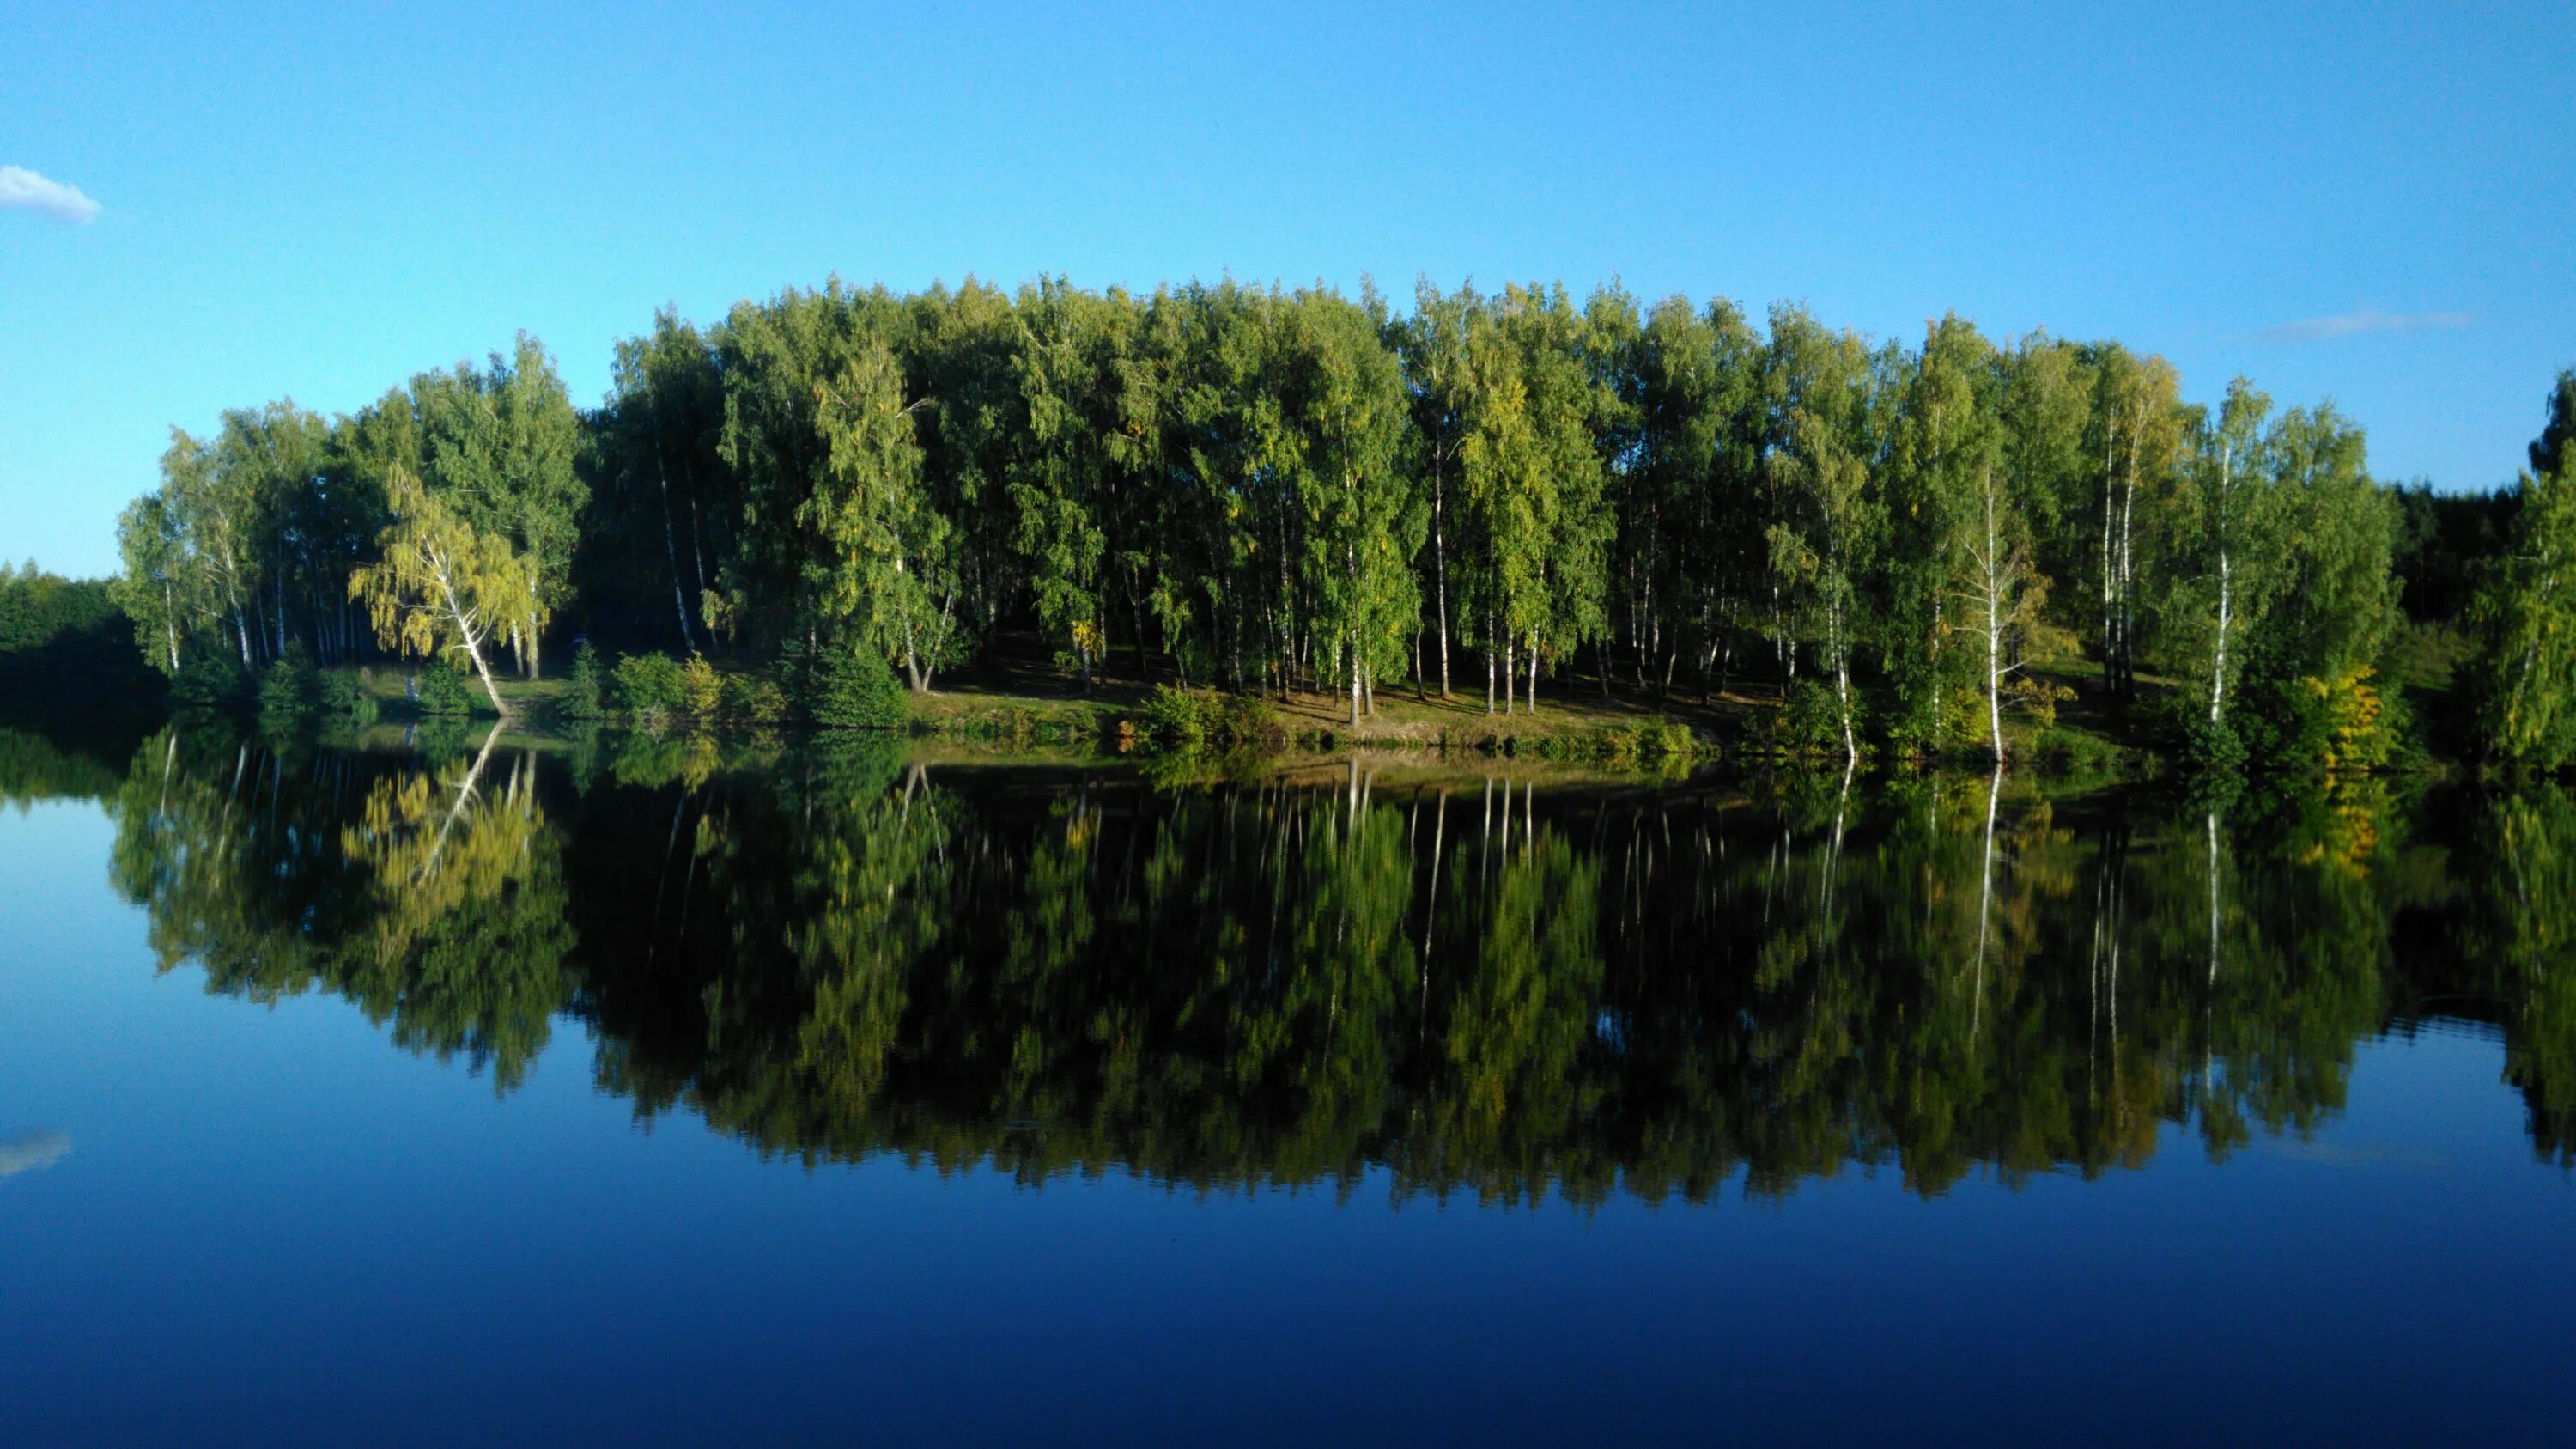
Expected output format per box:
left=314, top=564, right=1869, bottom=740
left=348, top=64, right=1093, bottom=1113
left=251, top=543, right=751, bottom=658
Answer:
left=12, top=274, right=2576, bottom=770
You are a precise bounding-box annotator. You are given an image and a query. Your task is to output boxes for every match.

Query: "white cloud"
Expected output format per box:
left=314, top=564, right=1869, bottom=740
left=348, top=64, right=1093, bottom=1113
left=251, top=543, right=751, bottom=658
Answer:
left=0, top=165, right=101, bottom=224
left=2255, top=309, right=2472, bottom=344
left=0, top=1130, right=70, bottom=1179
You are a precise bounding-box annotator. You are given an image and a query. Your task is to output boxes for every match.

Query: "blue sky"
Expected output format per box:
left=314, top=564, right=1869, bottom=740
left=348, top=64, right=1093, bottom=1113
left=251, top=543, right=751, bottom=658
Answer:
left=3, top=0, right=2570, bottom=577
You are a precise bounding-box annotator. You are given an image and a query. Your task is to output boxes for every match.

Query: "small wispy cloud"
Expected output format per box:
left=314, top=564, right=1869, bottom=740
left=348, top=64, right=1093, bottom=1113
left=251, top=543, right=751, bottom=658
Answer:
left=2255, top=309, right=2472, bottom=344
left=0, top=1130, right=70, bottom=1180
left=0, top=165, right=101, bottom=224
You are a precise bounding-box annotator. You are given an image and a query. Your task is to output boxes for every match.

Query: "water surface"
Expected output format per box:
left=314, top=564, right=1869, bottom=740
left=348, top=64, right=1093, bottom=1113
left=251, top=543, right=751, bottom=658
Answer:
left=3, top=723, right=2571, bottom=1442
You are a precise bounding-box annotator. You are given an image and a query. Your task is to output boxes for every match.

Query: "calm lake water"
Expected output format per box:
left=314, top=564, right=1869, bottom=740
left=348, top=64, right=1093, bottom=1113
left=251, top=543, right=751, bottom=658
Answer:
left=3, top=721, right=2572, bottom=1443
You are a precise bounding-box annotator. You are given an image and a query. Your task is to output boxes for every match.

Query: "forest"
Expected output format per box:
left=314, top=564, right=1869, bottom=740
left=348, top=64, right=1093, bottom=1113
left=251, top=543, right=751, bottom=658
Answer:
left=67, top=274, right=2576, bottom=772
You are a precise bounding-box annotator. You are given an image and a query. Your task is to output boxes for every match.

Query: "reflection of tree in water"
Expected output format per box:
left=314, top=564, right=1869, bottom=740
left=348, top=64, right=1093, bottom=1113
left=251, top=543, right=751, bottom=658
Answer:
left=2451, top=788, right=2576, bottom=1163
left=572, top=756, right=2455, bottom=1204
left=106, top=724, right=572, bottom=1091
left=58, top=722, right=2576, bottom=1198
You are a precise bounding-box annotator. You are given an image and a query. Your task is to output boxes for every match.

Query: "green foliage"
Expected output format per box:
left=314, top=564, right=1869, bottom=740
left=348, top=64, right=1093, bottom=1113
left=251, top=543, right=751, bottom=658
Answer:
left=676, top=654, right=724, bottom=720
left=415, top=661, right=475, bottom=716
left=0, top=564, right=125, bottom=654
left=114, top=271, right=2550, bottom=777
left=606, top=648, right=818, bottom=732
left=720, top=672, right=791, bottom=728
left=804, top=645, right=908, bottom=730
left=258, top=645, right=320, bottom=723
left=1139, top=684, right=1219, bottom=746
left=2469, top=452, right=2576, bottom=771
left=1526, top=717, right=1699, bottom=769
left=170, top=649, right=251, bottom=711
left=1136, top=685, right=1280, bottom=749
left=410, top=334, right=588, bottom=670
left=319, top=668, right=376, bottom=725
left=567, top=642, right=607, bottom=719
left=0, top=563, right=157, bottom=699
left=611, top=651, right=690, bottom=725
left=2179, top=709, right=2251, bottom=780
left=350, top=465, right=534, bottom=717
left=1774, top=679, right=1855, bottom=758
left=804, top=338, right=966, bottom=690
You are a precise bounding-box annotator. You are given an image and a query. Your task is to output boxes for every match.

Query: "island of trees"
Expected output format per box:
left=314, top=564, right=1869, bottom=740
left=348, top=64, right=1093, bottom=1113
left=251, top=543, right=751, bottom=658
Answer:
left=20, top=273, right=2576, bottom=772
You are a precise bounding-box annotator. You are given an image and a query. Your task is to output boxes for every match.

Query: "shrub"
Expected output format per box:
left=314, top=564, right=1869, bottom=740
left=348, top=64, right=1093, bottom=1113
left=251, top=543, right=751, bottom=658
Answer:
left=612, top=651, right=689, bottom=726
left=1142, top=684, right=1218, bottom=746
left=2007, top=676, right=2077, bottom=734
left=1775, top=679, right=1848, bottom=758
left=319, top=668, right=376, bottom=725
left=720, top=673, right=790, bottom=728
left=415, top=661, right=474, bottom=716
left=1139, top=685, right=1281, bottom=749
left=257, top=646, right=319, bottom=722
left=2297, top=667, right=2397, bottom=774
left=677, top=654, right=724, bottom=720
left=2180, top=712, right=2249, bottom=779
left=567, top=642, right=607, bottom=719
left=169, top=650, right=248, bottom=710
left=1644, top=718, right=1698, bottom=762
left=805, top=646, right=908, bottom=730
left=1218, top=693, right=1281, bottom=747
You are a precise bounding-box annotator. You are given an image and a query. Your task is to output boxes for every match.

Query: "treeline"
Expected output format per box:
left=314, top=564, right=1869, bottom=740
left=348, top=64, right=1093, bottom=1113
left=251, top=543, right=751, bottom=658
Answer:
left=106, top=273, right=2575, bottom=767
left=2464, top=372, right=2576, bottom=770
left=0, top=562, right=158, bottom=702
left=112, top=337, right=580, bottom=712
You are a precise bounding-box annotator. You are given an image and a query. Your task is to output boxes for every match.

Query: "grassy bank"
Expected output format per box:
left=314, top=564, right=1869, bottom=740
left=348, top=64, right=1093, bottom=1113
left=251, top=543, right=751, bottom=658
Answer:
left=295, top=644, right=2172, bottom=779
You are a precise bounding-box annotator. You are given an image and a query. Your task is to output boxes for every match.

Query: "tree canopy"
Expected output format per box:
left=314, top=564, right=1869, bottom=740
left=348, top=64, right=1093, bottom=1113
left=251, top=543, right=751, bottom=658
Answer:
left=90, top=269, right=2570, bottom=773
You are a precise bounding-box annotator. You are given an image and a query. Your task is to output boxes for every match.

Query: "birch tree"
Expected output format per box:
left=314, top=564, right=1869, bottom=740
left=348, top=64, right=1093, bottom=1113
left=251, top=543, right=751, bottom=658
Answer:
left=1008, top=279, right=1118, bottom=690
left=1283, top=289, right=1419, bottom=727
left=1394, top=279, right=1479, bottom=698
left=112, top=494, right=188, bottom=673
left=1953, top=454, right=2046, bottom=763
left=1766, top=399, right=1878, bottom=762
left=598, top=311, right=726, bottom=650
left=2474, top=405, right=2576, bottom=769
left=808, top=338, right=962, bottom=692
left=349, top=464, right=536, bottom=717
left=2168, top=380, right=2277, bottom=733
left=1884, top=316, right=1993, bottom=748
left=412, top=336, right=585, bottom=676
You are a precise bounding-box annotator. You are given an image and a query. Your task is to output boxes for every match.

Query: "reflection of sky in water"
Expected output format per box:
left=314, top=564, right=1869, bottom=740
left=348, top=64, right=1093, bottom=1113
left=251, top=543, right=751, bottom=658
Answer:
left=0, top=1129, right=70, bottom=1178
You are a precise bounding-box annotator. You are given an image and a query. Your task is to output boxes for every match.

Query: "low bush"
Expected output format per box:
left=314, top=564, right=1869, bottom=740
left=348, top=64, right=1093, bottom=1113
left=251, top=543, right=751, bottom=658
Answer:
left=1774, top=679, right=1850, bottom=758
left=606, top=650, right=823, bottom=731
left=1137, top=685, right=1285, bottom=749
left=612, top=651, right=689, bottom=727
left=1141, top=685, right=1218, bottom=746
left=319, top=667, right=376, bottom=725
left=257, top=646, right=319, bottom=723
left=169, top=651, right=249, bottom=711
left=677, top=654, right=724, bottom=720
left=805, top=647, right=908, bottom=730
left=566, top=642, right=608, bottom=719
left=720, top=672, right=791, bottom=728
left=414, top=661, right=474, bottom=716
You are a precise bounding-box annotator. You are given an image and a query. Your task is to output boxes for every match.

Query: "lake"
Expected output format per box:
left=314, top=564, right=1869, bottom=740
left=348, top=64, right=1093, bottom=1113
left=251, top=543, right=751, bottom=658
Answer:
left=3, top=721, right=2571, bottom=1443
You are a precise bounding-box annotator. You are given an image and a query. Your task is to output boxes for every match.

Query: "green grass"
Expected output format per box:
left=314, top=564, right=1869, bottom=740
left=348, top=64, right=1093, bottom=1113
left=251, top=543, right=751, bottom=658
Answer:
left=306, top=639, right=2197, bottom=779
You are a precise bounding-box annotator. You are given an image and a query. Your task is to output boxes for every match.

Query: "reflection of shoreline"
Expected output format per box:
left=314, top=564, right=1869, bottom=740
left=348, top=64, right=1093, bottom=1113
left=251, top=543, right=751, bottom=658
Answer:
left=0, top=1130, right=71, bottom=1179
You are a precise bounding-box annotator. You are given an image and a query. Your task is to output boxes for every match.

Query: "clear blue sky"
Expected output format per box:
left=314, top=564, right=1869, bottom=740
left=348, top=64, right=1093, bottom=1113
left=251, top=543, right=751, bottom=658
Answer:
left=4, top=0, right=2570, bottom=577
